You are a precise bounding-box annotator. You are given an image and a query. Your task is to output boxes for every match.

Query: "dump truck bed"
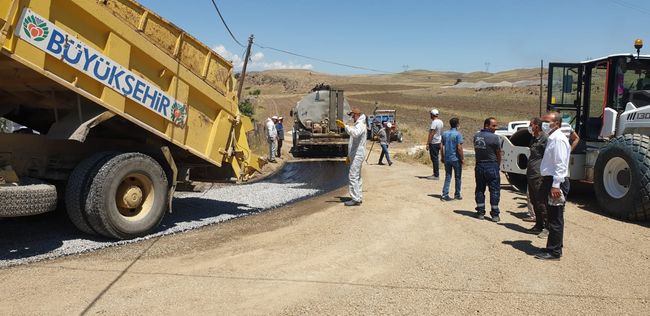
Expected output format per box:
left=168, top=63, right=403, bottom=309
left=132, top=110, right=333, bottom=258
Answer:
left=0, top=0, right=261, bottom=178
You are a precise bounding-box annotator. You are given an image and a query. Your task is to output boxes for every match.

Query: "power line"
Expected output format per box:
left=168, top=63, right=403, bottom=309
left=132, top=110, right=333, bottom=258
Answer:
left=253, top=43, right=394, bottom=74
left=208, top=1, right=392, bottom=73
left=209, top=0, right=245, bottom=48
left=609, top=0, right=650, bottom=16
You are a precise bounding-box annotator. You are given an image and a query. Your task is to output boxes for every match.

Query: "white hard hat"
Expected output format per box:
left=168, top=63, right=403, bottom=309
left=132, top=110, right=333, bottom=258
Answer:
left=271, top=115, right=278, bottom=120
left=386, top=122, right=392, bottom=128
left=430, top=109, right=439, bottom=116
left=278, top=116, right=283, bottom=120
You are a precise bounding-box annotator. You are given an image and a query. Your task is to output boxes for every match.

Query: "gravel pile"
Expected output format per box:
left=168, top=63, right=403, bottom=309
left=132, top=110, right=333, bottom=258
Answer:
left=0, top=161, right=347, bottom=268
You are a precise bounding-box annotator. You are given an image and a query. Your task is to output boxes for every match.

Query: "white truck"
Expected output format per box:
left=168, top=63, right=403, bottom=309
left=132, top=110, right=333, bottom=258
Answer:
left=501, top=40, right=650, bottom=221
left=494, top=120, right=529, bottom=138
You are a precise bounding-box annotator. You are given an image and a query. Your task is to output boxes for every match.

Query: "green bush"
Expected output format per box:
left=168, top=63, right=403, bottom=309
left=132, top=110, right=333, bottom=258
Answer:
left=249, top=89, right=261, bottom=96
left=239, top=99, right=255, bottom=118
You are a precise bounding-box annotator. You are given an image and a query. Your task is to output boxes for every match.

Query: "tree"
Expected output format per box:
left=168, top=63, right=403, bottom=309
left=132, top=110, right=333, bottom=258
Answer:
left=239, top=98, right=255, bottom=119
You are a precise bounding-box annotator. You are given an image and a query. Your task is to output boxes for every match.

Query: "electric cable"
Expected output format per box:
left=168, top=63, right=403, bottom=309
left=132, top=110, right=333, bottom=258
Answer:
left=209, top=0, right=245, bottom=48
left=609, top=0, right=650, bottom=16
left=254, top=43, right=394, bottom=74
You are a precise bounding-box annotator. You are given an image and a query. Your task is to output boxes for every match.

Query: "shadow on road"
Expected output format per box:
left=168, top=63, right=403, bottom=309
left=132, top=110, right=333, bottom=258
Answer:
left=507, top=210, right=532, bottom=220
left=453, top=210, right=493, bottom=222
left=502, top=240, right=540, bottom=255
left=568, top=182, right=650, bottom=228
left=498, top=222, right=538, bottom=235
left=325, top=196, right=351, bottom=204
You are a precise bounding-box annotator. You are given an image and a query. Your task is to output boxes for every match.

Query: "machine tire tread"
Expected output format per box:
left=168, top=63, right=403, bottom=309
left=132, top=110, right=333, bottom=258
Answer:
left=64, top=152, right=117, bottom=235
left=594, top=134, right=650, bottom=221
left=86, top=152, right=168, bottom=239
left=0, top=177, right=57, bottom=217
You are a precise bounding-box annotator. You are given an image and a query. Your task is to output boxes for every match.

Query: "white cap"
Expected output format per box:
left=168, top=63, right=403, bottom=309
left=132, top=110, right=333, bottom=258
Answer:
left=271, top=115, right=278, bottom=120
left=278, top=116, right=283, bottom=120
left=386, top=122, right=392, bottom=128
left=430, top=109, right=439, bottom=116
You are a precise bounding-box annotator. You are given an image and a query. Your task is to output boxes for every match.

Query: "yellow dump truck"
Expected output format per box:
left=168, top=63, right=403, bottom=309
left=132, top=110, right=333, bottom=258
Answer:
left=0, top=0, right=263, bottom=239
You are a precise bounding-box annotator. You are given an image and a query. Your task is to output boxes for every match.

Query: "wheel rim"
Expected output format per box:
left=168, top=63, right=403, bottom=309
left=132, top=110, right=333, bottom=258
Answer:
left=115, top=173, right=154, bottom=221
left=603, top=157, right=631, bottom=199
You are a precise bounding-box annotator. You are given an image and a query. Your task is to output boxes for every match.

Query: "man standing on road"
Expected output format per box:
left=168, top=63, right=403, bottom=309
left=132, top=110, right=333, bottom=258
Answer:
left=276, top=117, right=285, bottom=158
left=336, top=108, right=367, bottom=206
left=525, top=117, right=549, bottom=238
left=440, top=117, right=464, bottom=201
left=535, top=111, right=571, bottom=261
left=265, top=116, right=278, bottom=163
left=378, top=122, right=393, bottom=166
left=473, top=117, right=502, bottom=222
left=426, top=109, right=443, bottom=180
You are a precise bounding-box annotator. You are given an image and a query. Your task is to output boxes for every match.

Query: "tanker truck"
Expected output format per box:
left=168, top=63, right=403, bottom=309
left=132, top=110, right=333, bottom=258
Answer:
left=0, top=0, right=264, bottom=239
left=290, top=84, right=351, bottom=157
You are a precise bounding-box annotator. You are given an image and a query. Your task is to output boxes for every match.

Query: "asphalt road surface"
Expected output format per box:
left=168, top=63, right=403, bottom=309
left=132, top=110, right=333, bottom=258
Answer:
left=0, top=160, right=347, bottom=268
left=0, top=158, right=648, bottom=315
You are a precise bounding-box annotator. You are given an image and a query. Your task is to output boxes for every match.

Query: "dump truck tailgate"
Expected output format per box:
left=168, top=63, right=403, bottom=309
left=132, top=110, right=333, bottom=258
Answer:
left=0, top=0, right=262, bottom=178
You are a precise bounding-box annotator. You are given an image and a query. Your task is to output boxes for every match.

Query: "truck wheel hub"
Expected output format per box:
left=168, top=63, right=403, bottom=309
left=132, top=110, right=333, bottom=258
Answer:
left=603, top=157, right=630, bottom=199
left=119, top=186, right=143, bottom=209
left=116, top=174, right=154, bottom=218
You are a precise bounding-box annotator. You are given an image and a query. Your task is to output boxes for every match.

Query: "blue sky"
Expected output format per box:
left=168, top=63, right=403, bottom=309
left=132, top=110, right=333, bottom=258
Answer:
left=138, top=0, right=650, bottom=74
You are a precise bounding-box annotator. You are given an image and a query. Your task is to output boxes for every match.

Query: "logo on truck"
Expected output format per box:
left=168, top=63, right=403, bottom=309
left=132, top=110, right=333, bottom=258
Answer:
left=22, top=14, right=49, bottom=42
left=16, top=9, right=188, bottom=127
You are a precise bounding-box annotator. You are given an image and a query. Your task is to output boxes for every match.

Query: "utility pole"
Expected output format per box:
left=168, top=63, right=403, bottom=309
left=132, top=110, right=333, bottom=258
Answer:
left=237, top=34, right=254, bottom=101
left=539, top=59, right=544, bottom=117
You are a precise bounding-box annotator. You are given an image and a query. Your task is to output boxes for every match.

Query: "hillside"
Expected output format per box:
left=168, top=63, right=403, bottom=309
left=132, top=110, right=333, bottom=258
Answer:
left=242, top=68, right=547, bottom=152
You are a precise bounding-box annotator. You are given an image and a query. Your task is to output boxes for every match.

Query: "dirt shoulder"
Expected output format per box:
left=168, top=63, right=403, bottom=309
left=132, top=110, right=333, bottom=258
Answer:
left=1, top=156, right=648, bottom=314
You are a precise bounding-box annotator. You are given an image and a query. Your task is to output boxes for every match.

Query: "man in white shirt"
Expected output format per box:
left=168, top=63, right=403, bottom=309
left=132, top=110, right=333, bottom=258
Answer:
left=535, top=111, right=571, bottom=260
left=265, top=116, right=278, bottom=163
left=336, top=108, right=367, bottom=206
left=426, top=108, right=443, bottom=179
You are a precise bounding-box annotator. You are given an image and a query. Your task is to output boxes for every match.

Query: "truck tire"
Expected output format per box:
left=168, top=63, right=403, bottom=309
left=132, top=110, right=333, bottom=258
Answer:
left=594, top=134, right=650, bottom=221
left=0, top=177, right=57, bottom=217
left=397, top=131, right=403, bottom=143
left=64, top=152, right=117, bottom=235
left=85, top=153, right=169, bottom=239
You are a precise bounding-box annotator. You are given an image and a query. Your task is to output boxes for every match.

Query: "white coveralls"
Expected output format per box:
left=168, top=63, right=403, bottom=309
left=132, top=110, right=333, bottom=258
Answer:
left=265, top=118, right=277, bottom=161
left=345, top=114, right=367, bottom=203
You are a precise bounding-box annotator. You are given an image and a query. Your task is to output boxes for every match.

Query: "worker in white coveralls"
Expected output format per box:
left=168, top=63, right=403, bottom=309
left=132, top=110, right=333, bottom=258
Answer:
left=336, top=107, right=367, bottom=206
left=266, top=116, right=278, bottom=163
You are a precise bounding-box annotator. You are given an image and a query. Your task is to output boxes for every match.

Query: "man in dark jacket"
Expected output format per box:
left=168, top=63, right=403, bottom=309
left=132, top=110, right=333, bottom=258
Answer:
left=473, top=117, right=502, bottom=222
left=526, top=117, right=549, bottom=237
left=276, top=117, right=284, bottom=158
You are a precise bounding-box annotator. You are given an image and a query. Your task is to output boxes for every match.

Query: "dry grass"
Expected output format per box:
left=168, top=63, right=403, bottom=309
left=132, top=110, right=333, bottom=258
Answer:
left=243, top=68, right=547, bottom=154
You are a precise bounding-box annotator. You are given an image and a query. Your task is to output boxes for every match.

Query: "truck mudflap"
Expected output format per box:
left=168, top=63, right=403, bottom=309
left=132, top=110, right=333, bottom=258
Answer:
left=232, top=116, right=264, bottom=180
